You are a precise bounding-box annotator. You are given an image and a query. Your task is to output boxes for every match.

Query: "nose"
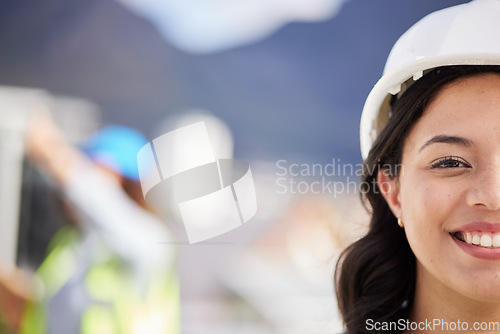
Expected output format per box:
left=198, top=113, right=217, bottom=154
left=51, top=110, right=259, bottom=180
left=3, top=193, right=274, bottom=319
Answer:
left=466, top=160, right=500, bottom=211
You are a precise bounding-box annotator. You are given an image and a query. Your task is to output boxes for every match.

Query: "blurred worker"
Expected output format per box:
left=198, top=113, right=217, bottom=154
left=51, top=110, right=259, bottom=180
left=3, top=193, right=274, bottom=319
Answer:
left=1, top=112, right=180, bottom=333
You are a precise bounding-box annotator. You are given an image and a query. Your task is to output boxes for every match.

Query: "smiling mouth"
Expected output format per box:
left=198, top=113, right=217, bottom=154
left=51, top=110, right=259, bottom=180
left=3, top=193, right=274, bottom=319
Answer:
left=452, top=231, right=500, bottom=249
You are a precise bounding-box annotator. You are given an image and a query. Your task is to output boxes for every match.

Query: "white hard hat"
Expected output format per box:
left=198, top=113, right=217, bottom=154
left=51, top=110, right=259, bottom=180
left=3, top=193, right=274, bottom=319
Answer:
left=360, top=0, right=500, bottom=159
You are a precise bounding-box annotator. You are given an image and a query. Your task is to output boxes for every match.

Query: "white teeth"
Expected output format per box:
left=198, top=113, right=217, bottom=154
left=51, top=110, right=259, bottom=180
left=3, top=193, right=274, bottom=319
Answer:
left=480, top=234, right=492, bottom=247
left=458, top=232, right=500, bottom=248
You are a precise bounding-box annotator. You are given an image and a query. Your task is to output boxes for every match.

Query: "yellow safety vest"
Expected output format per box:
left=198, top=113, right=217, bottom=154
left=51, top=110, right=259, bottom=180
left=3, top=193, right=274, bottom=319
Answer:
left=20, top=226, right=180, bottom=334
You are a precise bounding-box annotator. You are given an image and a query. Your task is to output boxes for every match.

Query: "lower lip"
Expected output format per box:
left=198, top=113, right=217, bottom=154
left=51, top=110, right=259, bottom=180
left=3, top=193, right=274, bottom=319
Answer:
left=452, top=235, right=500, bottom=260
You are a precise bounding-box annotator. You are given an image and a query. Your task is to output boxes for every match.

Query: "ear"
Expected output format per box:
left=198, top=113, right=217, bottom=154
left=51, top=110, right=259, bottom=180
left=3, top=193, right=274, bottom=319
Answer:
left=376, top=168, right=402, bottom=218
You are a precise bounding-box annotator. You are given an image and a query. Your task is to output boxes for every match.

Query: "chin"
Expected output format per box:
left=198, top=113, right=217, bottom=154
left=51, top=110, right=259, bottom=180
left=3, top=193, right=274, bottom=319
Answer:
left=453, top=274, right=500, bottom=303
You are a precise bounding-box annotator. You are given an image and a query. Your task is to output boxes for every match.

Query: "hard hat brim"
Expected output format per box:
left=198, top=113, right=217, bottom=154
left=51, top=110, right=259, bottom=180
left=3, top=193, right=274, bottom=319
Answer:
left=360, top=54, right=500, bottom=159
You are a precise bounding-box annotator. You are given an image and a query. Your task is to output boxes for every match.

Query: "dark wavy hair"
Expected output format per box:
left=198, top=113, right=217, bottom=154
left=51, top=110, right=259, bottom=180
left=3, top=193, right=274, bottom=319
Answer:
left=335, top=65, right=500, bottom=334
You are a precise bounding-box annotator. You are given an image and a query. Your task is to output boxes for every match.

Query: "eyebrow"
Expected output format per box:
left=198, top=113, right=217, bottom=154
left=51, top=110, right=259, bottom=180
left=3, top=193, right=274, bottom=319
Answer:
left=419, top=135, right=474, bottom=153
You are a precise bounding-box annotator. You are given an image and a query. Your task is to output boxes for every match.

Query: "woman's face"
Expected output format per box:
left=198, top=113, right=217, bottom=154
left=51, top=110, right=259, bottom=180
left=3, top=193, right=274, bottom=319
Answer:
left=382, top=73, right=500, bottom=302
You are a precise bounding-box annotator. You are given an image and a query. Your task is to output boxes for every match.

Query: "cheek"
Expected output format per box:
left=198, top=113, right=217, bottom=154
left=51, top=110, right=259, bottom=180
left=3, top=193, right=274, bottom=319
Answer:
left=399, top=178, right=460, bottom=255
left=400, top=172, right=461, bottom=225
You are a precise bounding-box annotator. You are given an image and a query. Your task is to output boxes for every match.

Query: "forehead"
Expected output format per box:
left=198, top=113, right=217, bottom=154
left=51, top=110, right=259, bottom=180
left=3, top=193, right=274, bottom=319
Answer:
left=404, top=73, right=500, bottom=154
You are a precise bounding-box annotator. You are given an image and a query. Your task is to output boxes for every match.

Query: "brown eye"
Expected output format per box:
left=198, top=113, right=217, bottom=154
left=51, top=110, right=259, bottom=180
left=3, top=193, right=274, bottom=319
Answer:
left=431, top=156, right=471, bottom=169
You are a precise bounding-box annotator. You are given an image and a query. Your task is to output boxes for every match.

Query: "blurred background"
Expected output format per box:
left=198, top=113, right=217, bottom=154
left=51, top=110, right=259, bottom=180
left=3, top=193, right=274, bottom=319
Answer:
left=0, top=0, right=468, bottom=333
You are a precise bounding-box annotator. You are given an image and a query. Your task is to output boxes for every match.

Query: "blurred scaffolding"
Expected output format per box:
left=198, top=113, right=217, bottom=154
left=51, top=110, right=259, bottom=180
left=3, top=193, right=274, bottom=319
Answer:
left=0, top=86, right=100, bottom=272
left=0, top=85, right=368, bottom=334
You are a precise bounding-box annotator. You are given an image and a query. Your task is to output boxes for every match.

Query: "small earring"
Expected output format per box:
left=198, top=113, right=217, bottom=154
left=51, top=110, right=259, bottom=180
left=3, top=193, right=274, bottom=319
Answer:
left=397, top=216, right=404, bottom=228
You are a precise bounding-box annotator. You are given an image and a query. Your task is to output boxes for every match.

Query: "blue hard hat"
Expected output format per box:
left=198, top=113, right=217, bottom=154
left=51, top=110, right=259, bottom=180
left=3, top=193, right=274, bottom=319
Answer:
left=82, top=125, right=148, bottom=180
